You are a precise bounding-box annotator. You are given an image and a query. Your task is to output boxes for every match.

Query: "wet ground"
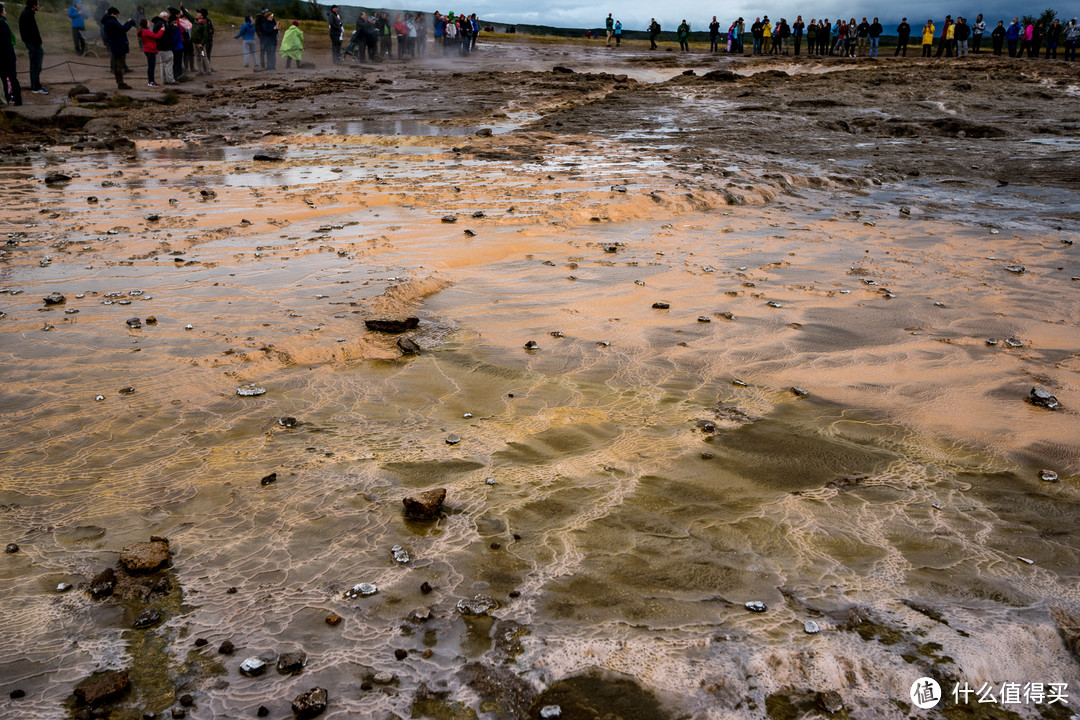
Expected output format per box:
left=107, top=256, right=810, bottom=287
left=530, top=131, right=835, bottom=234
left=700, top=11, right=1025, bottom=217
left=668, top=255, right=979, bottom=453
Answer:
left=1, top=38, right=1079, bottom=720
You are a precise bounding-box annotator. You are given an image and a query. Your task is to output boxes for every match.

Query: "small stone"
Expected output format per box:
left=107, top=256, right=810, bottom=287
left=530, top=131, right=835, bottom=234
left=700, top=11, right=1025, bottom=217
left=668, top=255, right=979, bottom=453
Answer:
left=146, top=214, right=160, bottom=222
left=508, top=590, right=521, bottom=598
left=237, top=384, right=266, bottom=397
left=701, top=452, right=714, bottom=460
left=184, top=324, right=193, bottom=330
left=365, top=317, right=419, bottom=333
left=485, top=477, right=495, bottom=485
left=420, top=582, right=433, bottom=594
left=1004, top=337, right=1023, bottom=348
left=805, top=621, right=820, bottom=634
left=145, top=316, right=157, bottom=325
left=126, top=317, right=142, bottom=329
left=218, top=640, right=235, bottom=655
left=119, top=538, right=170, bottom=572
left=239, top=657, right=266, bottom=676
left=45, top=172, right=72, bottom=185
left=194, top=638, right=208, bottom=647
left=818, top=690, right=843, bottom=714
left=171, top=707, right=185, bottom=719
left=260, top=472, right=277, bottom=485
left=1004, top=265, right=1025, bottom=274
left=252, top=154, right=283, bottom=162
left=697, top=316, right=711, bottom=323
left=291, top=687, right=328, bottom=719
left=745, top=601, right=767, bottom=613
left=611, top=185, right=627, bottom=193
left=445, top=434, right=461, bottom=445
left=200, top=189, right=217, bottom=198
left=10, top=689, right=26, bottom=699
left=791, top=386, right=809, bottom=397
left=226, top=586, right=237, bottom=594
left=43, top=292, right=66, bottom=305
left=456, top=593, right=497, bottom=616
left=523, top=340, right=538, bottom=350
left=87, top=196, right=98, bottom=204
left=277, top=651, right=307, bottom=674
left=58, top=582, right=73, bottom=592
left=422, top=649, right=433, bottom=658
left=410, top=608, right=432, bottom=622
left=986, top=339, right=998, bottom=346
left=373, top=671, right=395, bottom=684
left=133, top=608, right=162, bottom=628
left=1018, top=556, right=1035, bottom=565
left=540, top=705, right=562, bottom=720
left=4, top=543, right=17, bottom=554
left=178, top=694, right=193, bottom=707
left=394, top=649, right=408, bottom=660
left=464, top=412, right=474, bottom=419
left=397, top=337, right=421, bottom=355
left=403, top=488, right=446, bottom=520
left=1029, top=387, right=1060, bottom=409
left=652, top=302, right=670, bottom=309
left=391, top=545, right=410, bottom=563
left=325, top=613, right=341, bottom=626
left=257, top=707, right=269, bottom=718
left=766, top=301, right=783, bottom=308
left=1039, top=469, right=1059, bottom=483
left=90, top=568, right=116, bottom=598
left=732, top=379, right=748, bottom=387
left=441, top=215, right=457, bottom=223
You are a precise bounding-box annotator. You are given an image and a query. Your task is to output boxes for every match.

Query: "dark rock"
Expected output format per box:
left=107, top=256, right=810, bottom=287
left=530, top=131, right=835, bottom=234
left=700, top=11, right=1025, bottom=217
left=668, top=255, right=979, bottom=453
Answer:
left=68, top=84, right=90, bottom=97
left=420, top=581, right=433, bottom=594
left=218, top=639, right=235, bottom=655
left=291, top=687, right=328, bottom=719
left=701, top=452, right=714, bottom=460
left=611, top=184, right=627, bottom=193
left=277, top=651, right=307, bottom=674
left=508, top=590, right=521, bottom=598
left=523, top=340, right=538, bottom=350
left=602, top=245, right=618, bottom=253
left=145, top=316, right=157, bottom=325
left=90, top=568, right=116, bottom=598
left=394, top=649, right=408, bottom=660
left=441, top=215, right=457, bottom=223
left=10, top=689, right=25, bottom=699
left=745, top=601, right=767, bottom=612
left=260, top=472, right=277, bottom=485
left=475, top=128, right=493, bottom=137
left=277, top=417, right=298, bottom=428
left=119, top=538, right=170, bottom=572
left=791, top=386, right=809, bottom=397
left=200, top=189, right=217, bottom=198
left=652, top=302, right=670, bottom=309
left=457, top=593, right=497, bottom=616
left=253, top=154, right=283, bottom=162
left=119, top=387, right=136, bottom=395
left=74, top=670, right=130, bottom=706
left=4, top=543, right=17, bottom=553
left=257, top=707, right=269, bottom=718
left=194, top=638, right=208, bottom=647
left=365, top=317, right=419, bottom=333
left=463, top=229, right=476, bottom=237
left=445, top=434, right=460, bottom=445
left=44, top=292, right=66, bottom=305
left=146, top=214, right=160, bottom=222
left=397, top=337, right=421, bottom=355
left=126, top=317, right=142, bottom=329
left=1039, top=469, right=1059, bottom=482
left=170, top=708, right=185, bottom=718
left=178, top=694, right=193, bottom=707
left=819, top=690, right=843, bottom=713
left=552, top=65, right=574, bottom=73
left=226, top=586, right=237, bottom=594
left=697, top=316, right=710, bottom=322
left=133, top=608, right=162, bottom=628
left=45, top=172, right=72, bottom=185
left=325, top=613, right=341, bottom=626
left=1029, top=387, right=1060, bottom=409
left=239, top=657, right=266, bottom=676
left=403, top=488, right=446, bottom=520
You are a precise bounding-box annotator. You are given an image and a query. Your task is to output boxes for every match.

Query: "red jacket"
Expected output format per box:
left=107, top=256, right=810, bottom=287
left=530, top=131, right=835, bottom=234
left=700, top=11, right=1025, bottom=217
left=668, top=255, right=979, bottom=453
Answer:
left=139, top=25, right=164, bottom=52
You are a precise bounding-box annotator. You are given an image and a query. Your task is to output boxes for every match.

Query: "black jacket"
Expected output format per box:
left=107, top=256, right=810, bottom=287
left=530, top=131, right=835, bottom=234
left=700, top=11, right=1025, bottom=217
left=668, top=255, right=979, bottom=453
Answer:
left=102, top=13, right=135, bottom=54
left=19, top=6, right=42, bottom=46
left=897, top=22, right=910, bottom=39
left=0, top=17, right=16, bottom=72
left=328, top=10, right=342, bottom=38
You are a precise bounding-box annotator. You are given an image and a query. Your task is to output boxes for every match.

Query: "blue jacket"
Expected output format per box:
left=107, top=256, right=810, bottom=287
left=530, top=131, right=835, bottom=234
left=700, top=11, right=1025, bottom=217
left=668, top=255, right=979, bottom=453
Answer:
left=102, top=13, right=135, bottom=54
left=69, top=3, right=87, bottom=29
left=235, top=20, right=255, bottom=41
left=1006, top=22, right=1020, bottom=40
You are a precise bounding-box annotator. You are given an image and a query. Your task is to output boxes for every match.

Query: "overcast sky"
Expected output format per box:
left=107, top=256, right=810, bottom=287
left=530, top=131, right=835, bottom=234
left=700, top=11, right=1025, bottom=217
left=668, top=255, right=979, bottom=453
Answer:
left=366, top=0, right=1067, bottom=33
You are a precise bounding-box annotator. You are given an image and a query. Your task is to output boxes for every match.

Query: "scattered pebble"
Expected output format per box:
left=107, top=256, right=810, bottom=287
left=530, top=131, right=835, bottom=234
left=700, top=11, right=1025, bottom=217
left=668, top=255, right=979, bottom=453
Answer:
left=1029, top=387, right=1060, bottom=409
left=804, top=620, right=820, bottom=634
left=745, top=601, right=767, bottom=612
left=445, top=434, right=460, bottom=445
left=732, top=379, right=748, bottom=387
left=697, top=316, right=711, bottom=323
left=57, top=582, right=72, bottom=592
left=126, top=317, right=142, bottom=329
left=325, top=613, right=341, bottom=626
left=540, top=706, right=562, bottom=720
left=791, top=386, right=809, bottom=397
left=441, top=215, right=457, bottom=223
left=652, top=301, right=670, bottom=309
left=345, top=583, right=377, bottom=599
left=373, top=672, right=395, bottom=684
left=43, top=292, right=66, bottom=305
left=184, top=324, right=193, bottom=330
left=986, top=339, right=997, bottom=346
left=391, top=545, right=410, bottom=564
left=260, top=473, right=277, bottom=486
left=394, top=649, right=408, bottom=660
left=278, top=417, right=298, bottom=428
left=1017, top=556, right=1034, bottom=565
left=463, top=412, right=473, bottom=419
left=219, top=640, right=235, bottom=655
left=457, top=593, right=497, bottom=616
left=1003, top=265, right=1025, bottom=274
left=1039, top=470, right=1059, bottom=483
left=1004, top=337, right=1023, bottom=348
left=236, top=384, right=266, bottom=397
left=485, top=477, right=495, bottom=485
left=239, top=657, right=266, bottom=676
left=766, top=301, right=783, bottom=308
left=4, top=543, right=18, bottom=553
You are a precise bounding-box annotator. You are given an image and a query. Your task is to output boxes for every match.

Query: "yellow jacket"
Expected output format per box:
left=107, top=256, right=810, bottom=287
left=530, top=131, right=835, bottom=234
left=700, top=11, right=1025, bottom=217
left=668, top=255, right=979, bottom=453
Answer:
left=762, top=22, right=772, bottom=37
left=922, top=23, right=935, bottom=43
left=945, top=23, right=954, bottom=39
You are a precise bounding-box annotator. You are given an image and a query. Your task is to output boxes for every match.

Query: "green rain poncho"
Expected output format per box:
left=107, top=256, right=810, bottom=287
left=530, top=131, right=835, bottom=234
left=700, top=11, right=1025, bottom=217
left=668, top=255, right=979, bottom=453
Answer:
left=280, top=23, right=303, bottom=60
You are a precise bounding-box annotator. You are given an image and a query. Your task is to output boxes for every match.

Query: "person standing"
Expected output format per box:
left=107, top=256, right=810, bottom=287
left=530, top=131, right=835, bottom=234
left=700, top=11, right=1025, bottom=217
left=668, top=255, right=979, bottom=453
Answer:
left=1028, top=21, right=1042, bottom=58
left=257, top=10, right=277, bottom=69
left=1005, top=18, right=1020, bottom=56
left=415, top=11, right=426, bottom=56
left=921, top=19, right=934, bottom=56
left=137, top=17, right=162, bottom=86
left=327, top=4, right=342, bottom=63
left=990, top=20, right=1005, bottom=55
left=1064, top=17, right=1079, bottom=61
left=792, top=15, right=804, bottom=55
left=777, top=18, right=790, bottom=54
left=613, top=19, right=621, bottom=46
left=819, top=19, right=829, bottom=55
left=855, top=16, right=869, bottom=56
left=0, top=3, right=21, bottom=106
left=954, top=17, right=969, bottom=56
left=69, top=0, right=88, bottom=54
left=806, top=18, right=816, bottom=55
left=972, top=13, right=985, bottom=52
left=935, top=15, right=952, bottom=57
left=102, top=6, right=134, bottom=89
left=1045, top=18, right=1061, bottom=59
left=19, top=0, right=46, bottom=94
left=190, top=7, right=211, bottom=74
left=868, top=17, right=882, bottom=56
left=280, top=19, right=302, bottom=67
left=469, top=13, right=478, bottom=51
left=1019, top=19, right=1033, bottom=58
left=676, top=19, right=689, bottom=51
left=648, top=17, right=660, bottom=49
left=605, top=13, right=613, bottom=45
left=708, top=15, right=719, bottom=52
left=895, top=17, right=910, bottom=56
left=378, top=11, right=390, bottom=57
left=235, top=14, right=256, bottom=68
